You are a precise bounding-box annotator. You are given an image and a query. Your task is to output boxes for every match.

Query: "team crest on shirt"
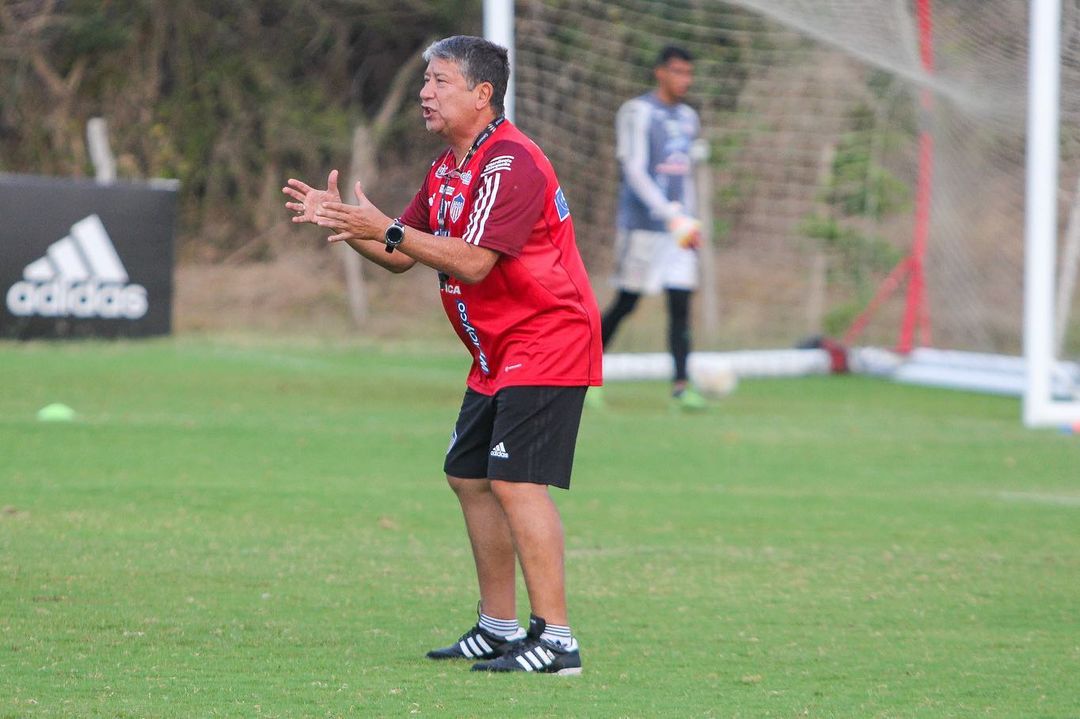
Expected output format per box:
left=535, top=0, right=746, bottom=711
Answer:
left=554, top=186, right=571, bottom=221
left=435, top=163, right=450, bottom=179
left=459, top=170, right=473, bottom=186
left=449, top=193, right=466, bottom=222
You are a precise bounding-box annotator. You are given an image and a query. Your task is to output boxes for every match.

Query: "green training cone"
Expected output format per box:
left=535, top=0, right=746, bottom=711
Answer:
left=37, top=403, right=76, bottom=422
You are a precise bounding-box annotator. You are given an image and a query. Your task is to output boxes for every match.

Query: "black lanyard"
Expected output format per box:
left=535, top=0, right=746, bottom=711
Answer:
left=435, top=116, right=505, bottom=235
left=435, top=116, right=504, bottom=289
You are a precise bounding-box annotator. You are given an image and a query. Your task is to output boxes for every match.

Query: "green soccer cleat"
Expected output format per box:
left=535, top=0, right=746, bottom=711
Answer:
left=672, top=386, right=708, bottom=412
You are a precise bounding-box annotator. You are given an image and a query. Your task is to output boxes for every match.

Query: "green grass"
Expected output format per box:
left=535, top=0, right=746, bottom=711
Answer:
left=2, top=338, right=1079, bottom=718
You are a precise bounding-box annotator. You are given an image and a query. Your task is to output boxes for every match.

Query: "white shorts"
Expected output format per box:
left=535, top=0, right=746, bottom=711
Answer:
left=612, top=229, right=698, bottom=294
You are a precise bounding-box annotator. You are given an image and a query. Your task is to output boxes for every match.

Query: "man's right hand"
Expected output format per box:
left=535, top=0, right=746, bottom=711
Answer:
left=282, top=170, right=342, bottom=225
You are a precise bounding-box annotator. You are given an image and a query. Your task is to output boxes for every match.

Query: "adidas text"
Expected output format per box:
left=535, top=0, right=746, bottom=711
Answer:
left=7, top=280, right=147, bottom=319
left=5, top=214, right=149, bottom=321
left=489, top=442, right=510, bottom=459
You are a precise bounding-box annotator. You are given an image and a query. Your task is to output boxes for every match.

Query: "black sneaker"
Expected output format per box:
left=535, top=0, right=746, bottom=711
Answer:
left=426, top=623, right=525, bottom=661
left=471, top=614, right=582, bottom=675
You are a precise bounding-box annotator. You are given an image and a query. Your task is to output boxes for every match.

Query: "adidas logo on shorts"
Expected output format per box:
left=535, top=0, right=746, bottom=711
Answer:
left=489, top=442, right=510, bottom=459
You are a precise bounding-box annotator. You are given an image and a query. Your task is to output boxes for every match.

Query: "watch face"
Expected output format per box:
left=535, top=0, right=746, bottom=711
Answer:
left=386, top=224, right=405, bottom=244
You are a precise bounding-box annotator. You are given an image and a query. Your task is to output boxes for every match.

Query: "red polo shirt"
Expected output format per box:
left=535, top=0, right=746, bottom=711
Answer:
left=399, top=120, right=602, bottom=395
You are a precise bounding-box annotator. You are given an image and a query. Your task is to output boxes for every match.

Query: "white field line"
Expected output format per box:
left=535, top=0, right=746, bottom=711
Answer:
left=997, top=491, right=1080, bottom=507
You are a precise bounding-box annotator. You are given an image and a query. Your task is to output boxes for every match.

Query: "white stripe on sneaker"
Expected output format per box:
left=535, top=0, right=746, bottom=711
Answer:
left=524, top=649, right=545, bottom=669
left=459, top=639, right=474, bottom=657
left=515, top=655, right=533, bottom=671
left=475, top=634, right=492, bottom=654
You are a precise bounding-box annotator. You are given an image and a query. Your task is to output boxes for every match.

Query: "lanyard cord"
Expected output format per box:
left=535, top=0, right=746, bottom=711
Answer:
left=435, top=116, right=505, bottom=234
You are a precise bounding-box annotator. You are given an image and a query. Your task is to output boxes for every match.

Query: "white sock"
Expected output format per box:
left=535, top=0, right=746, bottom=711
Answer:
left=539, top=622, right=575, bottom=649
left=479, top=613, right=521, bottom=639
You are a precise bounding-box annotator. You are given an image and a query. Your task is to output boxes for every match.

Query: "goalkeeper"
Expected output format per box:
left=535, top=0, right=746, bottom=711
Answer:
left=597, top=44, right=706, bottom=410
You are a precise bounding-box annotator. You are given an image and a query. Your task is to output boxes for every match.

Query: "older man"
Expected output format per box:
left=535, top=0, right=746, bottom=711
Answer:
left=283, top=35, right=601, bottom=675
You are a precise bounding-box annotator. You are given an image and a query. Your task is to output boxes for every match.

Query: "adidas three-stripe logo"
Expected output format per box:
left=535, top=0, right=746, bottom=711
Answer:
left=489, top=442, right=510, bottom=459
left=458, top=633, right=494, bottom=658
left=515, top=646, right=557, bottom=671
left=5, top=214, right=148, bottom=320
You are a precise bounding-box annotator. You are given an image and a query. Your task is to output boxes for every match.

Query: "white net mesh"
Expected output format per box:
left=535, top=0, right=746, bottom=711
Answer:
left=513, top=0, right=1080, bottom=357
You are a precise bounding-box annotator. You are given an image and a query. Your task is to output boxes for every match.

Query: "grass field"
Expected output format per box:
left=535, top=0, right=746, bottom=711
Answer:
left=2, top=338, right=1079, bottom=718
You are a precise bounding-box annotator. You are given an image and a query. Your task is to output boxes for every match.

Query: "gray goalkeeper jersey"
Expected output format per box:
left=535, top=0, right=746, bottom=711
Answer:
left=616, top=92, right=700, bottom=232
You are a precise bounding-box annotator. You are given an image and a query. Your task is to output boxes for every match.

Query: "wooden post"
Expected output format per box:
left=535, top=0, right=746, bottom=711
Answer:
left=693, top=139, right=720, bottom=343
left=1055, top=173, right=1080, bottom=355
left=86, top=118, right=117, bottom=184
left=338, top=43, right=430, bottom=328
left=341, top=124, right=374, bottom=326
left=807, top=142, right=836, bottom=336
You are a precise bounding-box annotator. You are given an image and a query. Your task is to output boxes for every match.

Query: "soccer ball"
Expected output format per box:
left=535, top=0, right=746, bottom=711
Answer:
left=694, top=364, right=738, bottom=398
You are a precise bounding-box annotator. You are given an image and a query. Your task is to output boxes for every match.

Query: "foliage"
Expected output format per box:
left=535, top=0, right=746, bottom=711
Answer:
left=0, top=0, right=479, bottom=259
left=803, top=72, right=915, bottom=336
left=800, top=213, right=903, bottom=335
left=827, top=127, right=910, bottom=219
left=800, top=215, right=902, bottom=285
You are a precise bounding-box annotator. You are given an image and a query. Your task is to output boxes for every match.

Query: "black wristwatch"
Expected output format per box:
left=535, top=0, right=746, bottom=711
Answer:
left=384, top=220, right=406, bottom=253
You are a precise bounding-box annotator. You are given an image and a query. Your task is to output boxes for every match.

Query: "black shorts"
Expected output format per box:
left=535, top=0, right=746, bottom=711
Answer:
left=443, top=385, right=588, bottom=490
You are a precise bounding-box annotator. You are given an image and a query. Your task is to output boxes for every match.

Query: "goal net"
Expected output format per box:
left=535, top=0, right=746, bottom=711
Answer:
left=510, top=0, right=1080, bottom=369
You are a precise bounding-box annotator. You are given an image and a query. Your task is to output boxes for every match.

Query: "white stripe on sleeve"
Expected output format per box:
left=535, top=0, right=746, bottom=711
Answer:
left=463, top=172, right=502, bottom=246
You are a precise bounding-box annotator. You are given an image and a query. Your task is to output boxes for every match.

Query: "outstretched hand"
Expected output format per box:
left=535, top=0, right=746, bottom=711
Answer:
left=282, top=170, right=342, bottom=225
left=669, top=214, right=703, bottom=250
left=315, top=180, right=390, bottom=243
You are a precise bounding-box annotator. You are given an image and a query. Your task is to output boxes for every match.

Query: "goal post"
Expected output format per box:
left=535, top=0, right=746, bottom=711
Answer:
left=483, top=0, right=516, bottom=122
left=1024, top=0, right=1080, bottom=427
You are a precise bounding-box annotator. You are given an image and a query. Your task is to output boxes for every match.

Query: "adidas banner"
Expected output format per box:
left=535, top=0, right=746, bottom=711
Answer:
left=1, top=174, right=177, bottom=339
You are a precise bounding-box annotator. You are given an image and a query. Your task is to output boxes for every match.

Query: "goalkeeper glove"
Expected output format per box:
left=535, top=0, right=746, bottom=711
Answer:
left=668, top=213, right=702, bottom=250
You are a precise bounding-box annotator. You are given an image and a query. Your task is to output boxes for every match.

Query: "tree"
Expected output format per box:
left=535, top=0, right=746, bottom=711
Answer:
left=0, top=0, right=479, bottom=265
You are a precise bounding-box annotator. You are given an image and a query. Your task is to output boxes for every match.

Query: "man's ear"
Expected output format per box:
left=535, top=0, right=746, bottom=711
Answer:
left=475, top=81, right=494, bottom=111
